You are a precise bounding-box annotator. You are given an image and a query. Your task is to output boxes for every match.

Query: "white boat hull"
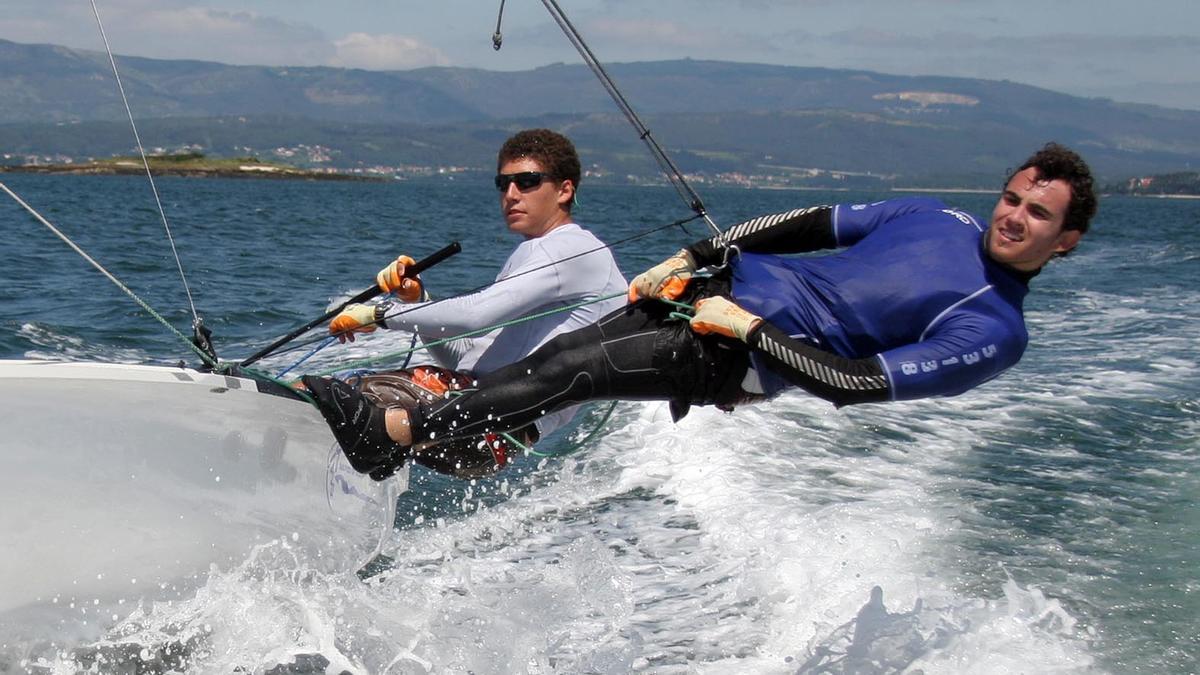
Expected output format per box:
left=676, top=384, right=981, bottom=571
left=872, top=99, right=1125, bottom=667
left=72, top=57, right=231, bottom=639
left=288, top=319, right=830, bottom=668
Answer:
left=0, top=360, right=398, bottom=643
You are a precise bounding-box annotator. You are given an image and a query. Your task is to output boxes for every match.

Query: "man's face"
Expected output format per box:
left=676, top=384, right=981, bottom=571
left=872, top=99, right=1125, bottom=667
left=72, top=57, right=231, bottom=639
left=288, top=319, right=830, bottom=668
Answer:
left=985, top=167, right=1080, bottom=272
left=498, top=157, right=574, bottom=239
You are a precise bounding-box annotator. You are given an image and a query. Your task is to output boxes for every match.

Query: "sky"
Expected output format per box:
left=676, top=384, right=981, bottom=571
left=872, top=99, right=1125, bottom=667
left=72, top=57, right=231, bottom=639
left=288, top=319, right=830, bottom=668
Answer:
left=3, top=0, right=1199, bottom=110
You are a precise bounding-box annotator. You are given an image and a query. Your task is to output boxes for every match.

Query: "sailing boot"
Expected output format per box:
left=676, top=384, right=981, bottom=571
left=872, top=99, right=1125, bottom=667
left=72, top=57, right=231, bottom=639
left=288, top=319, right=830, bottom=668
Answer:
left=302, top=375, right=410, bottom=478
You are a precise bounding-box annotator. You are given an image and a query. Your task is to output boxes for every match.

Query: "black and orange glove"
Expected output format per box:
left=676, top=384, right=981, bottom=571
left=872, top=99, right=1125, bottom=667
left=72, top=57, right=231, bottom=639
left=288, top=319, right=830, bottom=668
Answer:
left=628, top=249, right=697, bottom=302
left=329, top=303, right=386, bottom=343
left=689, top=296, right=762, bottom=342
left=376, top=255, right=425, bottom=303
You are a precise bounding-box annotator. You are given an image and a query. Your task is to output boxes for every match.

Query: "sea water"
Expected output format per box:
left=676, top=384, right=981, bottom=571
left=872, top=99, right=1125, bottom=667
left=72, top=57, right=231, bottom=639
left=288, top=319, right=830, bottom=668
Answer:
left=0, top=174, right=1196, bottom=673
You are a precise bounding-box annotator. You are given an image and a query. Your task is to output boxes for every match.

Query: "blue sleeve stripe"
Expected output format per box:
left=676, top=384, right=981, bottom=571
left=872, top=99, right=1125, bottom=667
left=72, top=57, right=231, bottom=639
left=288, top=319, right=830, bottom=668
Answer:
left=918, top=285, right=993, bottom=342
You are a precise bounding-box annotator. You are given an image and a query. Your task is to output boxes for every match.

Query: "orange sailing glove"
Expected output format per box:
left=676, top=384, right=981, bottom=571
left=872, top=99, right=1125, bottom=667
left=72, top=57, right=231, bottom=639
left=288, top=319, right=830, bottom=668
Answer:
left=376, top=255, right=425, bottom=303
left=628, top=249, right=697, bottom=302
left=329, top=303, right=384, bottom=343
left=689, top=296, right=762, bottom=342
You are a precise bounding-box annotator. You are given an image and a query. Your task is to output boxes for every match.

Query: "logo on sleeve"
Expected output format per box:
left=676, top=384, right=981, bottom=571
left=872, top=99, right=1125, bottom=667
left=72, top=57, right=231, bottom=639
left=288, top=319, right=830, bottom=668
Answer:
left=899, top=344, right=999, bottom=378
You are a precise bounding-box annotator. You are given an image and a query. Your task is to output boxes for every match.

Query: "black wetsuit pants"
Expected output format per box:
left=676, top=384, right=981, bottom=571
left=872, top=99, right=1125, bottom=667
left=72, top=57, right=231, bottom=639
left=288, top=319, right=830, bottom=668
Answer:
left=412, top=277, right=751, bottom=445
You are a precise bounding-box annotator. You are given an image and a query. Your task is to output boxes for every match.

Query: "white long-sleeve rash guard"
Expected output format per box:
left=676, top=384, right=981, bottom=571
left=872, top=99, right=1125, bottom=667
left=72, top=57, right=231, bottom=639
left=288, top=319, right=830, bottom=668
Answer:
left=380, top=223, right=627, bottom=436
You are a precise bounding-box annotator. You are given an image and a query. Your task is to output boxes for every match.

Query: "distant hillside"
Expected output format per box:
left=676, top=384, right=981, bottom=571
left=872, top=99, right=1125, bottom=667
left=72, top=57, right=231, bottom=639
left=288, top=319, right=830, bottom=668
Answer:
left=1105, top=171, right=1200, bottom=196
left=3, top=38, right=1199, bottom=186
left=0, top=151, right=373, bottom=181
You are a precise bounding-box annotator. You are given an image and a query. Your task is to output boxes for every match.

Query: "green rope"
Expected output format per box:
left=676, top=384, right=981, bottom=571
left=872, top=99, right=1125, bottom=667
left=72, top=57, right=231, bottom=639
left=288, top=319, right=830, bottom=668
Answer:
left=236, top=365, right=317, bottom=405
left=656, top=297, right=696, bottom=312
left=523, top=400, right=619, bottom=458
left=500, top=430, right=532, bottom=455
left=440, top=396, right=619, bottom=460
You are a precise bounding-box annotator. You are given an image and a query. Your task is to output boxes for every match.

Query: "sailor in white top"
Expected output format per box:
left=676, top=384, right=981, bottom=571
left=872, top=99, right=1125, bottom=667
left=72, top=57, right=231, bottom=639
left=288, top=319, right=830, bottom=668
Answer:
left=326, top=129, right=625, bottom=466
left=381, top=222, right=625, bottom=437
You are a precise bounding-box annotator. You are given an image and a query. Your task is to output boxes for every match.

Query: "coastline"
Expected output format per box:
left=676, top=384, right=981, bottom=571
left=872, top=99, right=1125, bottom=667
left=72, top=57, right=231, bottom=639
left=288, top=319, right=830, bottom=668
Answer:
left=5, top=164, right=1199, bottom=197
left=1126, top=192, right=1200, bottom=199
left=0, top=163, right=382, bottom=182
left=891, top=186, right=994, bottom=194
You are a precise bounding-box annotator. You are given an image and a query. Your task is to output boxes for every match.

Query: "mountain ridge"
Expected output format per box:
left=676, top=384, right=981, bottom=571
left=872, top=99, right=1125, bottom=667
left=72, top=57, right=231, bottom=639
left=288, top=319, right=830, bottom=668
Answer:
left=2, top=38, right=1197, bottom=186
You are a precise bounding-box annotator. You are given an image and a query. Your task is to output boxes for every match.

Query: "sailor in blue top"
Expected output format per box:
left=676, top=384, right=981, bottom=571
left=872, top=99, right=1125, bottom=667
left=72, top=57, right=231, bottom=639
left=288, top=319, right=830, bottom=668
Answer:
left=306, top=143, right=1099, bottom=477
left=729, top=197, right=1032, bottom=403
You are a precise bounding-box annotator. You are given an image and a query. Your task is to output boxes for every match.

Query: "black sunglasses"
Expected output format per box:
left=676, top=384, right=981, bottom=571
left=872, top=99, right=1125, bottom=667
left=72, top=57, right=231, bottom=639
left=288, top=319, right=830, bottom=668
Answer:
left=495, top=171, right=555, bottom=192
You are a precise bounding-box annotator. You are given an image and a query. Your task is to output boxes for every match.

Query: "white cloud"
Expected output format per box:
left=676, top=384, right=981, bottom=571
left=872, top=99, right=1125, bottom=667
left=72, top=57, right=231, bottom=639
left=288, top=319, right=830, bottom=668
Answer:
left=586, top=17, right=715, bottom=49
left=2, top=4, right=448, bottom=71
left=131, top=7, right=333, bottom=66
left=330, top=33, right=449, bottom=70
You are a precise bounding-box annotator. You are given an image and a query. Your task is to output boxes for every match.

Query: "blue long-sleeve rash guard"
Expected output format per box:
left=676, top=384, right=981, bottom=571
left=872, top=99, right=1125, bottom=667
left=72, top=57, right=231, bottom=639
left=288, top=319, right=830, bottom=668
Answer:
left=690, top=198, right=1031, bottom=405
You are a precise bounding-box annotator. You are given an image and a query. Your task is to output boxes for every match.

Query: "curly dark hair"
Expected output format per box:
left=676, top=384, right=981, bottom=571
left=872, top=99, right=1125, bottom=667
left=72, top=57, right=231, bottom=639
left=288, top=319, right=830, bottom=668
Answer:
left=1008, top=142, right=1098, bottom=234
left=497, top=129, right=582, bottom=208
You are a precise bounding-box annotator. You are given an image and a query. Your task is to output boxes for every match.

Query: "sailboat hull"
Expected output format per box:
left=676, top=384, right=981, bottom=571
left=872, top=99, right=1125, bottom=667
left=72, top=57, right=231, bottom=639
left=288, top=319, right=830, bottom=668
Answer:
left=0, top=360, right=397, bottom=641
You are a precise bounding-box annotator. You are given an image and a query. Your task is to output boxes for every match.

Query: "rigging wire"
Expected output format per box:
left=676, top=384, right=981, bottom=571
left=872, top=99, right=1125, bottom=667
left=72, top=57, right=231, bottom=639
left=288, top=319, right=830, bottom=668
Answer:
left=88, top=0, right=202, bottom=326
left=0, top=181, right=218, bottom=369
left=536, top=0, right=723, bottom=239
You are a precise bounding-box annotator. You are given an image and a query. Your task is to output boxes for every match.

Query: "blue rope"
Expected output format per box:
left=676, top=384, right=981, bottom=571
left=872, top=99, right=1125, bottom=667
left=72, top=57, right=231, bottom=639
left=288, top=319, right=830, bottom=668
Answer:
left=273, top=330, right=416, bottom=379
left=276, top=336, right=336, bottom=378
left=397, top=332, right=419, bottom=370
left=275, top=292, right=419, bottom=378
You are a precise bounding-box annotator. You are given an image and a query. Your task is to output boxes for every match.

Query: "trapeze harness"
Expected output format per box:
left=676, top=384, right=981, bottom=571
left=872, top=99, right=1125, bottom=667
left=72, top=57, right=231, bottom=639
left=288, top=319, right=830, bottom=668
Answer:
left=403, top=197, right=1035, bottom=447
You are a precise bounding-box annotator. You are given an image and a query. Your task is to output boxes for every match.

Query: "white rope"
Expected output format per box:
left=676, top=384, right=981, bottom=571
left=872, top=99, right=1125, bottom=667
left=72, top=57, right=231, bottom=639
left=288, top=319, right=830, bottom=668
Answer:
left=89, top=0, right=200, bottom=321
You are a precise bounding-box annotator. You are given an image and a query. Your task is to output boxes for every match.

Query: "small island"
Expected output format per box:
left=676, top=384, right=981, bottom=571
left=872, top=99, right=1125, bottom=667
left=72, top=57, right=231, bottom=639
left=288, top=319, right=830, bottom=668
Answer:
left=0, top=152, right=379, bottom=181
